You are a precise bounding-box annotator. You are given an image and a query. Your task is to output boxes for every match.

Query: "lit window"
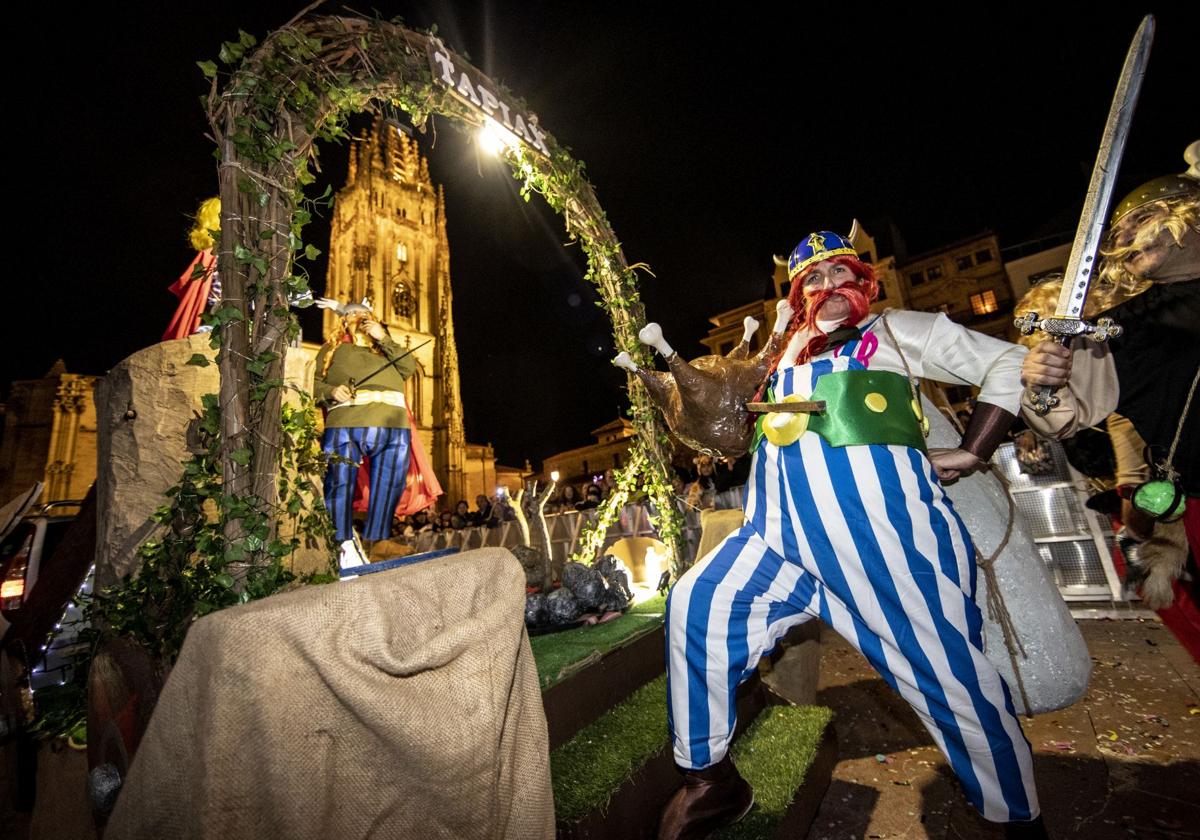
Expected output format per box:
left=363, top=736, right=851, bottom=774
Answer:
left=956, top=255, right=973, bottom=271
left=396, top=243, right=408, bottom=263
left=970, top=290, right=998, bottom=315
left=975, top=249, right=993, bottom=264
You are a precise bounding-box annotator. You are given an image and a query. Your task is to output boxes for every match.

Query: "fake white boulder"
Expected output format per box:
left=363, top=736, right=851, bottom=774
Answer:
left=928, top=398, right=1091, bottom=714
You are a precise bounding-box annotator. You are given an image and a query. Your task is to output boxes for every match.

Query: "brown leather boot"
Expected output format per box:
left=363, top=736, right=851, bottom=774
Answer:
left=657, top=755, right=754, bottom=840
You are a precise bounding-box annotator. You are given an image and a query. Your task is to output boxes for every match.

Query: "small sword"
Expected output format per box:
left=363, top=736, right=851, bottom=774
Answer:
left=745, top=401, right=826, bottom=413
left=347, top=338, right=432, bottom=397
left=1015, top=15, right=1154, bottom=415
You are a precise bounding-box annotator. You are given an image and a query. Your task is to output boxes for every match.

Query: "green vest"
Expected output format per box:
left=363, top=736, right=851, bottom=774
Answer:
left=754, top=370, right=927, bottom=452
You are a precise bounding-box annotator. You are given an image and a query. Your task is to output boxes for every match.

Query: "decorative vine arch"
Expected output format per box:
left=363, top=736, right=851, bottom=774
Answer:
left=207, top=11, right=684, bottom=574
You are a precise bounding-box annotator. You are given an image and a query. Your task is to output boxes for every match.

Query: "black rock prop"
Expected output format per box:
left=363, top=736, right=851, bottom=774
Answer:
left=595, top=555, right=633, bottom=612
left=561, top=562, right=606, bottom=611
left=526, top=558, right=636, bottom=632
left=511, top=544, right=547, bottom=588
left=524, top=593, right=547, bottom=627
left=545, top=587, right=581, bottom=625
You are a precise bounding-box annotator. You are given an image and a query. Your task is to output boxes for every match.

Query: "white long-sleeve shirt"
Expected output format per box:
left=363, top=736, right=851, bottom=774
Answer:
left=779, top=309, right=1027, bottom=413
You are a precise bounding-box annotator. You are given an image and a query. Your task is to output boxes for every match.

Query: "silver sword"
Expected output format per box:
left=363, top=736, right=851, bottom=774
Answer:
left=1015, top=15, right=1155, bottom=415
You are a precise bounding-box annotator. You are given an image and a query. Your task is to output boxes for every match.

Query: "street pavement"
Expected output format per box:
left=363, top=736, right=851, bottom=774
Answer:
left=807, top=617, right=1200, bottom=840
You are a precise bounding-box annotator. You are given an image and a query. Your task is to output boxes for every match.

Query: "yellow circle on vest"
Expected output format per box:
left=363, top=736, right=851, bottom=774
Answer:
left=864, top=392, right=888, bottom=413
left=763, top=395, right=811, bottom=447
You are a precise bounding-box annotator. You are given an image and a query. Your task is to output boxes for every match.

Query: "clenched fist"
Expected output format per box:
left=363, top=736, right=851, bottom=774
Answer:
left=360, top=318, right=388, bottom=341
left=1021, top=340, right=1072, bottom=388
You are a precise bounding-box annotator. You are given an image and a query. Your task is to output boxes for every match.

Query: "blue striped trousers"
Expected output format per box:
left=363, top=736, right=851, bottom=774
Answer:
left=322, top=426, right=411, bottom=542
left=666, top=362, right=1038, bottom=822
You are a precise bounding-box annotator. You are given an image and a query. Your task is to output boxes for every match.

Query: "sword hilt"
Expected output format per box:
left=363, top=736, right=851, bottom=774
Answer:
left=1014, top=311, right=1122, bottom=342
left=1025, top=334, right=1071, bottom=416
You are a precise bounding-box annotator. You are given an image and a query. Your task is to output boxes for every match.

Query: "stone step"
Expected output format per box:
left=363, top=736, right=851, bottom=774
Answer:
left=552, top=673, right=771, bottom=840
left=542, top=622, right=664, bottom=749
left=713, top=706, right=837, bottom=840
left=532, top=595, right=667, bottom=749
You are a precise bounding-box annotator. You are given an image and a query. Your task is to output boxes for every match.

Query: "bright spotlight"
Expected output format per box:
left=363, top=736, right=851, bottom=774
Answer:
left=550, top=471, right=560, bottom=482
left=478, top=118, right=520, bottom=157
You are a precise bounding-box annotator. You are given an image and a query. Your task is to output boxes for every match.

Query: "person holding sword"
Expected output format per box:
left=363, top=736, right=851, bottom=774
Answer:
left=314, top=298, right=417, bottom=570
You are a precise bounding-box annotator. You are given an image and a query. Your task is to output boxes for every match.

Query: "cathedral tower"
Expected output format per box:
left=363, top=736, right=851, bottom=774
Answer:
left=322, top=117, right=467, bottom=504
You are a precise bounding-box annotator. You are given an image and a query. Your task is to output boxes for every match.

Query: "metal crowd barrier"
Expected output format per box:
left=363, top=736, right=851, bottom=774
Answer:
left=406, top=486, right=747, bottom=566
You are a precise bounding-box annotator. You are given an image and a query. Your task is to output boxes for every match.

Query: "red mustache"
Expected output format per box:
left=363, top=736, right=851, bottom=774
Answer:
left=800, top=284, right=872, bottom=334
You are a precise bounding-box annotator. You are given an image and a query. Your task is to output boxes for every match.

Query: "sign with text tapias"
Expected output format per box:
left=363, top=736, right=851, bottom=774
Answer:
left=426, top=37, right=552, bottom=156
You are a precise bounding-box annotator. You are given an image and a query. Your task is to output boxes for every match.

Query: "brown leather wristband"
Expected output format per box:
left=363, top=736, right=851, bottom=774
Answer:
left=960, top=402, right=1017, bottom=462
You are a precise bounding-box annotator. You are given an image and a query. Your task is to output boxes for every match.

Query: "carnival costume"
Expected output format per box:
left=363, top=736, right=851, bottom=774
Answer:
left=1023, top=159, right=1200, bottom=661
left=314, top=302, right=416, bottom=547
left=664, top=233, right=1040, bottom=830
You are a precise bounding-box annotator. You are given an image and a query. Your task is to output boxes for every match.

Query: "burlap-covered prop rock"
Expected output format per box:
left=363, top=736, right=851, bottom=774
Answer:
left=106, top=548, right=554, bottom=840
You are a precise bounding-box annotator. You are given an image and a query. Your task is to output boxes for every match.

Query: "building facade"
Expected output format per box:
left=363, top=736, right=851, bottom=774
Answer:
left=540, top=418, right=636, bottom=486
left=898, top=232, right=1013, bottom=339
left=1002, top=236, right=1072, bottom=306
left=319, top=117, right=473, bottom=506
left=0, top=362, right=97, bottom=506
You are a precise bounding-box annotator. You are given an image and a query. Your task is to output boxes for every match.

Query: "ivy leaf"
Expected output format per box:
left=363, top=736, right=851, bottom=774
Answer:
left=229, top=448, right=252, bottom=466
left=218, top=41, right=244, bottom=65
left=215, top=572, right=236, bottom=589
left=304, top=244, right=321, bottom=261
left=197, top=60, right=218, bottom=79
left=186, top=354, right=211, bottom=367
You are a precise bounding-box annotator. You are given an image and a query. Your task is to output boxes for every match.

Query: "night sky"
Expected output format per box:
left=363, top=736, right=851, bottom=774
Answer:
left=12, top=2, right=1197, bottom=468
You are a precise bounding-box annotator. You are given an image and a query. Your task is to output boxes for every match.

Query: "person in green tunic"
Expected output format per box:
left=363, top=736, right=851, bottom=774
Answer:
left=314, top=299, right=416, bottom=569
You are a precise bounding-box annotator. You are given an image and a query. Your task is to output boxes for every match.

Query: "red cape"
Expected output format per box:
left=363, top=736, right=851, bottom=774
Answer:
left=352, top=408, right=443, bottom=518
left=163, top=250, right=217, bottom=341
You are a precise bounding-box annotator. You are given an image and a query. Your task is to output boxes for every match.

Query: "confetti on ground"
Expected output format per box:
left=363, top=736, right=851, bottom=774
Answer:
left=1100, top=730, right=1119, bottom=741
left=1046, top=740, right=1076, bottom=752
left=875, top=754, right=892, bottom=764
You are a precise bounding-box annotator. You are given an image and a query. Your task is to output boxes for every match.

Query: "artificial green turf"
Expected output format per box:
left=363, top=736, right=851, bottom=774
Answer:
left=550, top=673, right=669, bottom=823
left=714, top=705, right=834, bottom=839
left=530, top=592, right=667, bottom=689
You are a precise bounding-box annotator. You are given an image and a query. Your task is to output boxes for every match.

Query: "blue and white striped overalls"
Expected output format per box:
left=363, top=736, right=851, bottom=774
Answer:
left=665, top=346, right=1038, bottom=822
left=322, top=426, right=411, bottom=542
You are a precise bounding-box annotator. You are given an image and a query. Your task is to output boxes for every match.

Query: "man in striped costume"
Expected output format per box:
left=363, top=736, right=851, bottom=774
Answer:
left=659, top=232, right=1046, bottom=839
left=314, top=301, right=416, bottom=570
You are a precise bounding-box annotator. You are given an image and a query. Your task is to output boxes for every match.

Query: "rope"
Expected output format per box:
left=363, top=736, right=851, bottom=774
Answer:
left=1165, top=366, right=1200, bottom=472
left=882, top=309, right=1032, bottom=713
left=975, top=469, right=1034, bottom=718
left=880, top=311, right=921, bottom=408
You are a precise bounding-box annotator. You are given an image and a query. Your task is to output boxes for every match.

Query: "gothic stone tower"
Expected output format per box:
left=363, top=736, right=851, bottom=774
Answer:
left=322, top=117, right=467, bottom=505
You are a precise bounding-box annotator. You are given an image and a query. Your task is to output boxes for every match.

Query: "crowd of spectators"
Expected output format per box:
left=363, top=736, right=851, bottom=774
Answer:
left=390, top=477, right=626, bottom=538
left=391, top=492, right=517, bottom=537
